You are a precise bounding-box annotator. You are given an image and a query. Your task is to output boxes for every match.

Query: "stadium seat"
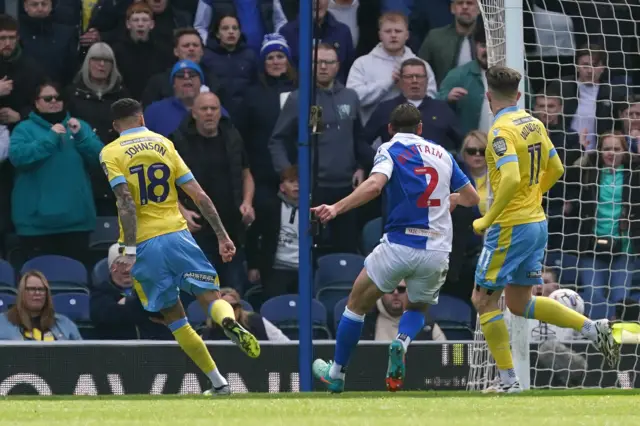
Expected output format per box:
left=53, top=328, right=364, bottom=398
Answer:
left=0, top=293, right=16, bottom=312
left=315, top=253, right=365, bottom=288
left=0, top=259, right=16, bottom=294
left=315, top=280, right=352, bottom=323
left=428, top=294, right=475, bottom=340
left=333, top=296, right=348, bottom=331
left=21, top=255, right=89, bottom=294
left=53, top=293, right=90, bottom=322
left=240, top=300, right=254, bottom=312
left=360, top=217, right=383, bottom=256
left=90, top=216, right=120, bottom=249
left=91, top=258, right=110, bottom=288
left=243, top=284, right=264, bottom=312
left=187, top=300, right=207, bottom=326
left=545, top=252, right=578, bottom=286
left=260, top=294, right=332, bottom=339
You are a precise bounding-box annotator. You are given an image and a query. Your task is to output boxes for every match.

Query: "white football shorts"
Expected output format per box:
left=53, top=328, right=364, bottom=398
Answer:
left=364, top=237, right=449, bottom=304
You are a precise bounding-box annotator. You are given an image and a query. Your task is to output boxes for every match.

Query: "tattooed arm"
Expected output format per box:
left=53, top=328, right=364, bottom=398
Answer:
left=113, top=183, right=137, bottom=247
left=180, top=178, right=230, bottom=242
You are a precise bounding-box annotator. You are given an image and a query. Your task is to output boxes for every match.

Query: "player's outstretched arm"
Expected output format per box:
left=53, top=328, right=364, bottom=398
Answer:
left=454, top=183, right=480, bottom=207
left=539, top=150, right=565, bottom=194
left=335, top=173, right=388, bottom=215
left=180, top=178, right=231, bottom=242
left=113, top=183, right=137, bottom=247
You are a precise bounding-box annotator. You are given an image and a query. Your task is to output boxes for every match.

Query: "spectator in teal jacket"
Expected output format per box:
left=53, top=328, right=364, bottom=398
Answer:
left=9, top=82, right=103, bottom=263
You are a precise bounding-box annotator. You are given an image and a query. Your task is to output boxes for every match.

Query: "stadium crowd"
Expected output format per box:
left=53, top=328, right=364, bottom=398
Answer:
left=0, top=0, right=639, bottom=341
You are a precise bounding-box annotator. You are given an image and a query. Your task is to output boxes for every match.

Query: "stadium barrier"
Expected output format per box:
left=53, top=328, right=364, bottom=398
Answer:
left=0, top=341, right=636, bottom=395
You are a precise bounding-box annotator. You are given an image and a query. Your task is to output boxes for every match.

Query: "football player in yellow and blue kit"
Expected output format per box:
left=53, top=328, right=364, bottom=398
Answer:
left=471, top=66, right=619, bottom=393
left=100, top=98, right=260, bottom=396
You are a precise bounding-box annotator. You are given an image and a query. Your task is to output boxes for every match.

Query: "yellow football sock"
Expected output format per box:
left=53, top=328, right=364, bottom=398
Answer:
left=480, top=310, right=514, bottom=371
left=171, top=319, right=216, bottom=374
left=209, top=299, right=235, bottom=326
left=523, top=296, right=587, bottom=331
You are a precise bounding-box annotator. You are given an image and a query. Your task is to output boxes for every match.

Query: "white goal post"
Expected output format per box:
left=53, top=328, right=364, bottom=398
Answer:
left=469, top=0, right=640, bottom=391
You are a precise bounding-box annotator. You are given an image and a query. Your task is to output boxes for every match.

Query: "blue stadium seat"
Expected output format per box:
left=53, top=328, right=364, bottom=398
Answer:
left=580, top=291, right=612, bottom=320
left=333, top=296, right=348, bottom=331
left=428, top=294, right=475, bottom=340
left=0, top=259, right=16, bottom=294
left=316, top=280, right=352, bottom=323
left=240, top=300, right=254, bottom=312
left=360, top=217, right=383, bottom=256
left=90, top=216, right=120, bottom=249
left=187, top=300, right=207, bottom=326
left=53, top=293, right=90, bottom=322
left=260, top=294, right=331, bottom=339
left=0, top=293, right=16, bottom=312
left=91, top=258, right=110, bottom=288
left=21, top=255, right=89, bottom=294
left=545, top=251, right=579, bottom=286
left=243, top=284, right=264, bottom=312
left=315, top=253, right=365, bottom=288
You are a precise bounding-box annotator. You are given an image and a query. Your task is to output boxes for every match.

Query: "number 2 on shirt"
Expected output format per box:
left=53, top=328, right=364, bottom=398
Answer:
left=414, top=166, right=441, bottom=207
left=129, top=162, right=171, bottom=205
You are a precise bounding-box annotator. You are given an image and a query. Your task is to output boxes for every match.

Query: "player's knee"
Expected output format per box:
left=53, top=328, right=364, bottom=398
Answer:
left=504, top=289, right=531, bottom=317
left=471, top=286, right=497, bottom=314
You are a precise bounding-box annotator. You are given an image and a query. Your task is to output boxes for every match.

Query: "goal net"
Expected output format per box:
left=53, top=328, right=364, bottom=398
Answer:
left=468, top=0, right=640, bottom=391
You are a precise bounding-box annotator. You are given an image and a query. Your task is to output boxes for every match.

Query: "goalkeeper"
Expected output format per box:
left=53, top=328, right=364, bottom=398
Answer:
left=471, top=65, right=619, bottom=393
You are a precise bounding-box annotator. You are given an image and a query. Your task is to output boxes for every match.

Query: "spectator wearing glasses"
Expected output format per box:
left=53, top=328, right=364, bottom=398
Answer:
left=201, top=287, right=289, bottom=341
left=9, top=82, right=103, bottom=263
left=363, top=57, right=460, bottom=151
left=65, top=42, right=130, bottom=216
left=459, top=130, right=488, bottom=215
left=0, top=270, right=82, bottom=340
left=361, top=280, right=435, bottom=341
left=347, top=12, right=436, bottom=125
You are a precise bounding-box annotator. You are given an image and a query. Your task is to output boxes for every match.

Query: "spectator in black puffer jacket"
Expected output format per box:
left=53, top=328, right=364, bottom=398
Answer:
left=19, top=0, right=78, bottom=87
left=90, top=244, right=173, bottom=340
left=203, top=14, right=257, bottom=120
left=64, top=42, right=129, bottom=216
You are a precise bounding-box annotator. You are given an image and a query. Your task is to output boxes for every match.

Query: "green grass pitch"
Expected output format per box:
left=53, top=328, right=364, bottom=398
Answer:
left=3, top=390, right=639, bottom=426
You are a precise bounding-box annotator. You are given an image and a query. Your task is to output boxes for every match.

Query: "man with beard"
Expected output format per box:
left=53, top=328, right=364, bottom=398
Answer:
left=144, top=59, right=228, bottom=137
left=437, top=22, right=491, bottom=135
left=418, top=0, right=479, bottom=86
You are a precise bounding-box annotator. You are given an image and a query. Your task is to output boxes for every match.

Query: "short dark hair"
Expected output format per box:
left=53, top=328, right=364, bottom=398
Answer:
left=400, top=58, right=426, bottom=75
left=576, top=43, right=605, bottom=66
left=111, top=98, right=143, bottom=121
left=0, top=14, right=18, bottom=32
left=173, top=27, right=202, bottom=48
left=389, top=104, right=421, bottom=134
left=316, top=42, right=338, bottom=57
left=486, top=65, right=521, bottom=99
left=281, top=165, right=298, bottom=182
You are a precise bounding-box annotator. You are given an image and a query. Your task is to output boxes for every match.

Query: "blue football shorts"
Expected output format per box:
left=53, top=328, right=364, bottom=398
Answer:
left=131, top=229, right=220, bottom=312
left=474, top=220, right=548, bottom=289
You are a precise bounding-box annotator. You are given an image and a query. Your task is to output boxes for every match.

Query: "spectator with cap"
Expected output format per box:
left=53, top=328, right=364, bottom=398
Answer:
left=279, top=0, right=354, bottom=84
left=239, top=33, right=296, bottom=216
left=141, top=27, right=224, bottom=107
left=203, top=13, right=258, bottom=120
left=144, top=59, right=229, bottom=137
left=112, top=2, right=174, bottom=101
left=90, top=244, right=172, bottom=340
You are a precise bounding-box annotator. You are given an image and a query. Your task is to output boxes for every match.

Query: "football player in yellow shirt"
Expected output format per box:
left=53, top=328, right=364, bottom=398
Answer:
left=471, top=66, right=619, bottom=392
left=100, top=99, right=260, bottom=396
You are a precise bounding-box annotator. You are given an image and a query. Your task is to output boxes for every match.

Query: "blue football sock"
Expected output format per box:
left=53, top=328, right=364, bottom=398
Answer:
left=396, top=310, right=425, bottom=351
left=331, top=307, right=365, bottom=379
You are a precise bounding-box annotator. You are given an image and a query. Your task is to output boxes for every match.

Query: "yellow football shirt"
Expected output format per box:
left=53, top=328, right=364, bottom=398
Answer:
left=99, top=127, right=192, bottom=244
left=486, top=106, right=556, bottom=227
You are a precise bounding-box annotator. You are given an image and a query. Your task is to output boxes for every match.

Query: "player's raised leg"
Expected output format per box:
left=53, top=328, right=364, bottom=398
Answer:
left=312, top=268, right=384, bottom=393
left=196, top=289, right=261, bottom=358
left=159, top=300, right=231, bottom=396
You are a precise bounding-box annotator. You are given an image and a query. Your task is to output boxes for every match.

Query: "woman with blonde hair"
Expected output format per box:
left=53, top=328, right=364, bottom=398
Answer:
left=0, top=271, right=81, bottom=340
left=201, top=288, right=289, bottom=342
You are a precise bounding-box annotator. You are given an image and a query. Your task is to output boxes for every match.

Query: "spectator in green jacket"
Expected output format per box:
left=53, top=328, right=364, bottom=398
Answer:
left=8, top=82, right=103, bottom=263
